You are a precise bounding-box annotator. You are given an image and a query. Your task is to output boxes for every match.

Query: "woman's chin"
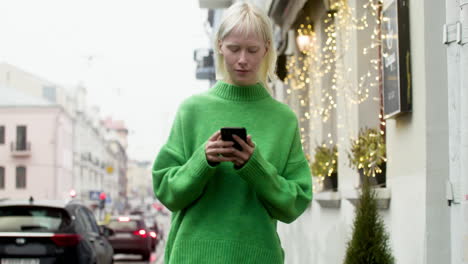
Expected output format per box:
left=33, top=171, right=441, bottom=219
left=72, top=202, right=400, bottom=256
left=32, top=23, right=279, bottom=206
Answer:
left=231, top=78, right=256, bottom=86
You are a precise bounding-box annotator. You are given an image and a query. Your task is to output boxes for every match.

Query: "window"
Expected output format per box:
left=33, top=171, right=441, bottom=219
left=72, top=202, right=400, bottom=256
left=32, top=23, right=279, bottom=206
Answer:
left=16, top=166, right=26, bottom=189
left=0, top=206, right=71, bottom=232
left=83, top=208, right=100, bottom=233
left=0, top=126, right=4, bottom=144
left=0, top=167, right=4, bottom=189
left=16, top=126, right=27, bottom=151
left=42, top=85, right=57, bottom=103
left=77, top=207, right=99, bottom=234
left=108, top=220, right=138, bottom=231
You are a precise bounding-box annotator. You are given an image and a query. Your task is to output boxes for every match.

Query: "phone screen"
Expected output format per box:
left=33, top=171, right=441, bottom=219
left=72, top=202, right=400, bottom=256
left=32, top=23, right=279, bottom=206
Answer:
left=221, top=127, right=247, bottom=151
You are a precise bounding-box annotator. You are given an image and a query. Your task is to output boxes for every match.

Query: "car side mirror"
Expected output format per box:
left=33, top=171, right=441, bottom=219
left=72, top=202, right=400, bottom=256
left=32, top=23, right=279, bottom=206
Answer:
left=99, top=225, right=115, bottom=237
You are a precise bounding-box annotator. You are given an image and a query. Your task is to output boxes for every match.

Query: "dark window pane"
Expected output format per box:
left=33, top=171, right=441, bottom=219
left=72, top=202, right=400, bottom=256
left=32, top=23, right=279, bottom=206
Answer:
left=0, top=126, right=4, bottom=144
left=77, top=208, right=94, bottom=232
left=83, top=209, right=100, bottom=233
left=16, top=126, right=27, bottom=150
left=16, top=166, right=26, bottom=188
left=0, top=206, right=71, bottom=232
left=0, top=167, right=4, bottom=189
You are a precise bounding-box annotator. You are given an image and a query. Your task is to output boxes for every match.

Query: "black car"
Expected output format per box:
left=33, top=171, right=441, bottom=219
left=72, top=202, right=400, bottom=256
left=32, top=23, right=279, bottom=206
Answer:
left=0, top=199, right=114, bottom=264
left=107, top=215, right=152, bottom=261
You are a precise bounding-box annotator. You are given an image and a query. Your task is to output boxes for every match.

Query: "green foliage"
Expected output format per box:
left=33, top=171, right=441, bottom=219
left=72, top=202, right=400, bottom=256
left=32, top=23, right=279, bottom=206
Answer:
left=311, top=144, right=337, bottom=178
left=343, top=178, right=394, bottom=264
left=348, top=128, right=386, bottom=177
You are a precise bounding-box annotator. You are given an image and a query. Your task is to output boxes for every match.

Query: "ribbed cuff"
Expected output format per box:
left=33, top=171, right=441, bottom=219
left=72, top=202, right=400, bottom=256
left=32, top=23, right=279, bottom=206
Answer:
left=187, top=144, right=218, bottom=177
left=236, top=147, right=276, bottom=193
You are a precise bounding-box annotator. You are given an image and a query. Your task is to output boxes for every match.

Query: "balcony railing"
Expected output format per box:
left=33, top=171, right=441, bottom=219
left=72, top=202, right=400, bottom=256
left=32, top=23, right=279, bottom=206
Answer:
left=10, top=141, right=31, bottom=157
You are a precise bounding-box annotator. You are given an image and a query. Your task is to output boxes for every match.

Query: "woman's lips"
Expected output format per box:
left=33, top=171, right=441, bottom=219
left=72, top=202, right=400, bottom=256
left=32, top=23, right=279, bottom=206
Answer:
left=235, top=69, right=249, bottom=74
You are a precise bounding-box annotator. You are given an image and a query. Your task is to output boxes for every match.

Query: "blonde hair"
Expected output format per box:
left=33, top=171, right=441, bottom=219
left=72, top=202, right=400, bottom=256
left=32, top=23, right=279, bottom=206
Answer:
left=214, top=1, right=277, bottom=93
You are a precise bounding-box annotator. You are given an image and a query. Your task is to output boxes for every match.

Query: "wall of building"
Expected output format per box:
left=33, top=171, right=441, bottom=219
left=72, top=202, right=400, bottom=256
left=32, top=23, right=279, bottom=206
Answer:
left=275, top=0, right=450, bottom=264
left=0, top=106, right=73, bottom=200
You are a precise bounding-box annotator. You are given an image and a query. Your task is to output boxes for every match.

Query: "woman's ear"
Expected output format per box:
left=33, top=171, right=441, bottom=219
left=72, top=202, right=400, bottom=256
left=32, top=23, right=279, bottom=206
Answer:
left=218, top=39, right=223, bottom=55
left=264, top=41, right=270, bottom=57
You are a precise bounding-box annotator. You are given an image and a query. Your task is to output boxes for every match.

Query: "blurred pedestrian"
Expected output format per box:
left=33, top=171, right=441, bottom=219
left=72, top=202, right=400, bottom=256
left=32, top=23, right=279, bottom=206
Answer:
left=152, top=2, right=312, bottom=263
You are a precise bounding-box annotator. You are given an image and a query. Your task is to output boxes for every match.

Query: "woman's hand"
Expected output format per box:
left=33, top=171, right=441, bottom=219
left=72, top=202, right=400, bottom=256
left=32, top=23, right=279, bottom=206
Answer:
left=230, top=134, right=255, bottom=168
left=205, top=131, right=237, bottom=164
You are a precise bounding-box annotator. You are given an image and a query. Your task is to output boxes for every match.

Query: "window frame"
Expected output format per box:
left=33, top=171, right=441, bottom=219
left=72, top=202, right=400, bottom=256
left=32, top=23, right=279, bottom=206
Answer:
left=16, top=166, right=26, bottom=189
left=0, top=167, right=4, bottom=189
left=16, top=125, right=27, bottom=151
left=0, top=126, right=5, bottom=144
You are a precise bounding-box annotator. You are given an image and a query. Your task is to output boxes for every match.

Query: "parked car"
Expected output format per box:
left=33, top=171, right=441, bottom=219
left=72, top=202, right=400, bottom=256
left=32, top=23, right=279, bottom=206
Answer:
left=0, top=199, right=114, bottom=264
left=106, top=215, right=153, bottom=260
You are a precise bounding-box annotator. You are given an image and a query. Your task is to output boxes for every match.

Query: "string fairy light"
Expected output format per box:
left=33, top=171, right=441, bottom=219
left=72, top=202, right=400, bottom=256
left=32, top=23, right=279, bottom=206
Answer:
left=283, top=0, right=387, bottom=189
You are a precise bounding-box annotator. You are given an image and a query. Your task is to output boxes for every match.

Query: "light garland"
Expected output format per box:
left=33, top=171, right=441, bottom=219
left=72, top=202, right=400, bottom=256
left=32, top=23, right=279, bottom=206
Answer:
left=283, top=0, right=387, bottom=189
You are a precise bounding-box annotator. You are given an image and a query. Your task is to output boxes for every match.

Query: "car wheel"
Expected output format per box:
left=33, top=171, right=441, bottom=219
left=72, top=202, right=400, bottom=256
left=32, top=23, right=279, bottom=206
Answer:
left=142, top=251, right=151, bottom=261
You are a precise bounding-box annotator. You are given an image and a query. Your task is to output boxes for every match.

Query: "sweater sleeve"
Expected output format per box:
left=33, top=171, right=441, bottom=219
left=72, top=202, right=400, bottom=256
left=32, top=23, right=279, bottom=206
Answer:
left=152, top=109, right=217, bottom=212
left=236, top=124, right=313, bottom=224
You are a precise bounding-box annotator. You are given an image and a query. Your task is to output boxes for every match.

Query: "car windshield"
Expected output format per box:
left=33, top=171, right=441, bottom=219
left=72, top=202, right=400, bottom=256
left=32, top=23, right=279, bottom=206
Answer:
left=0, top=206, right=71, bottom=232
left=108, top=220, right=138, bottom=231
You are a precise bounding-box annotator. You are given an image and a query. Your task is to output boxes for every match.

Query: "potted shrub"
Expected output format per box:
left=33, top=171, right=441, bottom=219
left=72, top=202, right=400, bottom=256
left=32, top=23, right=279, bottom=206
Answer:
left=311, top=143, right=338, bottom=191
left=348, top=128, right=386, bottom=187
left=343, top=177, right=394, bottom=263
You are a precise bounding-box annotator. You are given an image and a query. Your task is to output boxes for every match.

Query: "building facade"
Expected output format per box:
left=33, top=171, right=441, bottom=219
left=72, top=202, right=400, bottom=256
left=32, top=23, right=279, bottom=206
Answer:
left=199, top=0, right=464, bottom=263
left=0, top=88, right=73, bottom=200
left=0, top=63, right=128, bottom=215
left=127, top=160, right=153, bottom=212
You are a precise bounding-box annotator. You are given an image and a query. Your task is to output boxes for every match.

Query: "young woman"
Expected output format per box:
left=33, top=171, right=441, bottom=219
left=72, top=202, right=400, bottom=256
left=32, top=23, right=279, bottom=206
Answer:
left=152, top=2, right=312, bottom=263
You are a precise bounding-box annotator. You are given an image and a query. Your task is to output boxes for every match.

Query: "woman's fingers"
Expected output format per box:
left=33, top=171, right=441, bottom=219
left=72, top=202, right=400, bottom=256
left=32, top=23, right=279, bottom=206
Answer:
left=207, top=154, right=237, bottom=163
left=208, top=131, right=221, bottom=142
left=207, top=140, right=234, bottom=150
left=232, top=135, right=253, bottom=154
left=205, top=130, right=238, bottom=164
left=206, top=131, right=255, bottom=167
left=230, top=135, right=254, bottom=168
left=205, top=147, right=236, bottom=156
left=247, top=135, right=255, bottom=148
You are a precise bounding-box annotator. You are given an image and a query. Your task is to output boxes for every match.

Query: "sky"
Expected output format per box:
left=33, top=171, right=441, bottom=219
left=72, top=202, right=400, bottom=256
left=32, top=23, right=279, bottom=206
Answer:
left=0, top=0, right=212, bottom=161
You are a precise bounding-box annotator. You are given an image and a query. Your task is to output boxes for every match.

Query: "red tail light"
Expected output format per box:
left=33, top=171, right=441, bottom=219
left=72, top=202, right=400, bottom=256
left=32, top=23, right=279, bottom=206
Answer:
left=51, top=234, right=82, bottom=247
left=133, top=229, right=147, bottom=238
left=149, top=231, right=157, bottom=239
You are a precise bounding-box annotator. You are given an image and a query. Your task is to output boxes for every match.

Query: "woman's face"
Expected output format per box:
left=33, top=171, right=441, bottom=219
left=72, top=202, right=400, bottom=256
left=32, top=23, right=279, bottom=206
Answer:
left=219, top=28, right=268, bottom=86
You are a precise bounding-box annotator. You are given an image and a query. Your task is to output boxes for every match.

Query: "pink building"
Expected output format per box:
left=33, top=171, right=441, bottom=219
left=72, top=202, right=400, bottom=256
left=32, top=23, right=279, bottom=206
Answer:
left=0, top=87, right=73, bottom=200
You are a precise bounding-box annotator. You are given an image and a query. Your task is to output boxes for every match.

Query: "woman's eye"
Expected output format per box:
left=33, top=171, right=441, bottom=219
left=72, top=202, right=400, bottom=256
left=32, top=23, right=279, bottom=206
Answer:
left=228, top=47, right=240, bottom=52
left=248, top=48, right=259, bottom=53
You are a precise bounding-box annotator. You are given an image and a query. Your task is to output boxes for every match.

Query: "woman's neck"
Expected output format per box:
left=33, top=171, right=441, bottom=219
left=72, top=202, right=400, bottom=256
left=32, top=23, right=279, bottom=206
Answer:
left=223, top=78, right=258, bottom=87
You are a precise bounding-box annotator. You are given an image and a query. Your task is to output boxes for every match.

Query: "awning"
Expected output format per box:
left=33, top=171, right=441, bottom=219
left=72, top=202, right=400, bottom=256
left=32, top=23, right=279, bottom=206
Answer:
left=269, top=0, right=308, bottom=30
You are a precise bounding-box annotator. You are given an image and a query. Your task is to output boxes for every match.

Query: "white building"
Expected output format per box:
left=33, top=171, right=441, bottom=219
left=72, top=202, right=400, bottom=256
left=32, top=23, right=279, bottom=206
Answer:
left=102, top=117, right=129, bottom=214
left=0, top=87, right=73, bottom=200
left=199, top=0, right=464, bottom=263
left=0, top=63, right=126, bottom=214
left=127, top=160, right=153, bottom=211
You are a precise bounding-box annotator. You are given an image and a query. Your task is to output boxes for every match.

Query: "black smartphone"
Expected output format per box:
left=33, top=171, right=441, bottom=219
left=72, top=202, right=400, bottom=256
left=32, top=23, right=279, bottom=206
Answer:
left=221, top=127, right=247, bottom=151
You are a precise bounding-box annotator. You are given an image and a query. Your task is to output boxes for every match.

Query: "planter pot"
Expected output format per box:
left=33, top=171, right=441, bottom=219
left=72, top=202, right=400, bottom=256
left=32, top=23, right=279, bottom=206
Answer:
left=323, top=172, right=338, bottom=191
left=359, top=163, right=386, bottom=187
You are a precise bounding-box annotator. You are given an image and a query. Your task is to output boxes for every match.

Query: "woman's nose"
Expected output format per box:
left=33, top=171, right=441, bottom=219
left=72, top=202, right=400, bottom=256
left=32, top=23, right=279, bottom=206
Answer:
left=238, top=51, right=248, bottom=64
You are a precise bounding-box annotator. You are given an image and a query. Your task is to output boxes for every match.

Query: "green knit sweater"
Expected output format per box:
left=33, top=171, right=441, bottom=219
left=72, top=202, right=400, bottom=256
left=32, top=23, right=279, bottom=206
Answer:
left=152, top=81, right=313, bottom=264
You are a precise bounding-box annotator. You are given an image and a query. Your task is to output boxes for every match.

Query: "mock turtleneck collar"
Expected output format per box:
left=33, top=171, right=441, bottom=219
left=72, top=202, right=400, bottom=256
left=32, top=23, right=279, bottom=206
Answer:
left=210, top=81, right=271, bottom=101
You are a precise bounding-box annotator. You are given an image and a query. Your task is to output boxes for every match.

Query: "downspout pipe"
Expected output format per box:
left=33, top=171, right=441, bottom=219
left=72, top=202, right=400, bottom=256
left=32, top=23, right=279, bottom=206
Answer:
left=54, top=107, right=64, bottom=199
